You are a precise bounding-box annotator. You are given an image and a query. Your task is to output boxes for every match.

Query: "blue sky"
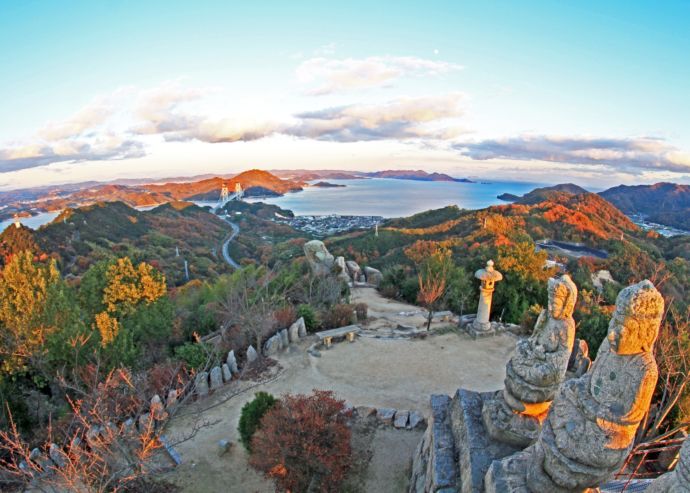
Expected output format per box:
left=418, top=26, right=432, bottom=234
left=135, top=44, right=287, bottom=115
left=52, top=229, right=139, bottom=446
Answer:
left=1, top=0, right=689, bottom=189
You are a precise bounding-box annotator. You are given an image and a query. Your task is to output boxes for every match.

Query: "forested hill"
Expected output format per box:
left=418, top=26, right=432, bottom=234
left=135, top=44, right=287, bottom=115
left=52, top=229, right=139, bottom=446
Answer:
left=327, top=189, right=689, bottom=317
left=0, top=169, right=304, bottom=222
left=600, top=182, right=690, bottom=230
left=0, top=201, right=232, bottom=284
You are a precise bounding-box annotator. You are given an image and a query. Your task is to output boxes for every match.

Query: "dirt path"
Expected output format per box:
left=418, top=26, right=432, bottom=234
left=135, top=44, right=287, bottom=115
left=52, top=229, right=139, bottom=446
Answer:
left=161, top=287, right=517, bottom=492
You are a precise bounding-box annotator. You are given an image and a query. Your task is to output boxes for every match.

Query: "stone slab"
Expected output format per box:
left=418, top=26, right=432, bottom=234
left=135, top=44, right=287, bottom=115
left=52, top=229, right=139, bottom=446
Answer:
left=394, top=410, right=410, bottom=428
left=427, top=394, right=458, bottom=491
left=450, top=389, right=521, bottom=493
left=464, top=325, right=497, bottom=339
left=408, top=410, right=426, bottom=430
left=376, top=407, right=396, bottom=425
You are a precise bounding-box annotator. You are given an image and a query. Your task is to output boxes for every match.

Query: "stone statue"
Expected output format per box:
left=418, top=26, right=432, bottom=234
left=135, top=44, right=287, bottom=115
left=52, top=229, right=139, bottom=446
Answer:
left=472, top=260, right=503, bottom=332
left=485, top=280, right=664, bottom=493
left=646, top=438, right=690, bottom=493
left=303, top=240, right=335, bottom=276
left=483, top=274, right=578, bottom=446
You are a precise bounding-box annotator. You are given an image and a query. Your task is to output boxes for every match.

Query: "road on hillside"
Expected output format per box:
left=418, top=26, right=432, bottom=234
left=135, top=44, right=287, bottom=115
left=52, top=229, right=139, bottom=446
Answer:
left=218, top=215, right=240, bottom=269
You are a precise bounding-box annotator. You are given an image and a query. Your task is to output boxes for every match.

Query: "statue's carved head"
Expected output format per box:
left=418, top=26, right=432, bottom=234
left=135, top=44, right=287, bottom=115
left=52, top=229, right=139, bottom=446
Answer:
left=608, top=280, right=664, bottom=355
left=547, top=274, right=578, bottom=320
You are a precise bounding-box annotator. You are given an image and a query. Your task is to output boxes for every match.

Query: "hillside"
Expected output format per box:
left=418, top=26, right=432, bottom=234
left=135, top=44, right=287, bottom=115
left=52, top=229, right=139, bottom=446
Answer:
left=0, top=201, right=232, bottom=284
left=218, top=201, right=305, bottom=266
left=600, top=182, right=690, bottom=230
left=501, top=183, right=590, bottom=204
left=364, top=169, right=473, bottom=182
left=145, top=169, right=304, bottom=201
left=0, top=170, right=304, bottom=222
left=327, top=189, right=640, bottom=270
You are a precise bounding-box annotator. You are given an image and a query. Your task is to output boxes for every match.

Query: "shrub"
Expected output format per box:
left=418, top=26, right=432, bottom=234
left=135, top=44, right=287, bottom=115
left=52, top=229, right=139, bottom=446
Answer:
left=354, top=303, right=368, bottom=322
left=520, top=304, right=543, bottom=334
left=322, top=304, right=355, bottom=329
left=249, top=390, right=352, bottom=492
left=238, top=392, right=278, bottom=451
left=274, top=305, right=297, bottom=329
left=173, top=342, right=215, bottom=370
left=297, top=304, right=319, bottom=332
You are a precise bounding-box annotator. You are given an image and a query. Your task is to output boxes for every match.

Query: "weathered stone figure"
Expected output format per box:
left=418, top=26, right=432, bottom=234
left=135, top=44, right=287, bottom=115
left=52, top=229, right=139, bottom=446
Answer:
left=472, top=260, right=503, bottom=332
left=303, top=240, right=335, bottom=276
left=646, top=437, right=690, bottom=493
left=483, top=274, right=578, bottom=446
left=485, top=280, right=664, bottom=493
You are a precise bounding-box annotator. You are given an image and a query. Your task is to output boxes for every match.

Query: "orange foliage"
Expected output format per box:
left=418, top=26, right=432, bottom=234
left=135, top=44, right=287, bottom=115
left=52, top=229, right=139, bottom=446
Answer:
left=249, top=390, right=352, bottom=493
left=385, top=218, right=463, bottom=235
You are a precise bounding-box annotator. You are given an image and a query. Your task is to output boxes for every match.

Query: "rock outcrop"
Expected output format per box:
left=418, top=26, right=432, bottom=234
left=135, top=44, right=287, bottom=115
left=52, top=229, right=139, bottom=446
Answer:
left=482, top=274, right=577, bottom=446
left=335, top=256, right=351, bottom=282
left=303, top=240, right=335, bottom=276
left=346, top=260, right=362, bottom=281
left=364, top=266, right=383, bottom=286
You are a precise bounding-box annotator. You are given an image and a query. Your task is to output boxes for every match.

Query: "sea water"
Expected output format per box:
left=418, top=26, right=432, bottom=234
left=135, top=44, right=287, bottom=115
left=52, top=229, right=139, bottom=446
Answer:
left=245, top=178, right=541, bottom=218
left=1, top=179, right=541, bottom=232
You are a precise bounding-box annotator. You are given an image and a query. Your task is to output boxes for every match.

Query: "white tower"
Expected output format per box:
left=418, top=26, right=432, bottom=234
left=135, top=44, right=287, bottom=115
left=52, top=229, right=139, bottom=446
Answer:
left=220, top=183, right=229, bottom=203
left=13, top=214, right=20, bottom=229
left=235, top=182, right=243, bottom=201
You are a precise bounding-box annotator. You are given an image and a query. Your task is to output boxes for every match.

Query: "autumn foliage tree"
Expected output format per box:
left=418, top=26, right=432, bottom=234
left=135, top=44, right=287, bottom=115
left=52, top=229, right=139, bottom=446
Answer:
left=0, top=367, right=186, bottom=493
left=249, top=390, right=352, bottom=493
left=405, top=241, right=452, bottom=330
left=0, top=251, right=61, bottom=374
left=86, top=258, right=167, bottom=357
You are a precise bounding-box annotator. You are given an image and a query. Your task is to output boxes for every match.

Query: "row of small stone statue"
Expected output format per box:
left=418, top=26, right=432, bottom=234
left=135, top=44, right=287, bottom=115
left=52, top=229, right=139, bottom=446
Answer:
left=194, top=317, right=308, bottom=396
left=481, top=275, right=687, bottom=492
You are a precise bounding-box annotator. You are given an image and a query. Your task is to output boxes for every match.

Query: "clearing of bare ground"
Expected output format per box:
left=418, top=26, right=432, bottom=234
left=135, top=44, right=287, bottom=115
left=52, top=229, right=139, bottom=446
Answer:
left=159, top=288, right=517, bottom=492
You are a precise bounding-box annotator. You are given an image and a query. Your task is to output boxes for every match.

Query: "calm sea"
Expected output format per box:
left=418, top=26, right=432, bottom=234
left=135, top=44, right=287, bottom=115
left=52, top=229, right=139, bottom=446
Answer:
left=246, top=178, right=541, bottom=217
left=1, top=179, right=540, bottom=231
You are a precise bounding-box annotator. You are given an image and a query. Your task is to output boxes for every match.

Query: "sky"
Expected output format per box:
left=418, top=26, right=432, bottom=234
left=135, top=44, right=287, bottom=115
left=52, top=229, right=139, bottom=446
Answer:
left=1, top=0, right=689, bottom=190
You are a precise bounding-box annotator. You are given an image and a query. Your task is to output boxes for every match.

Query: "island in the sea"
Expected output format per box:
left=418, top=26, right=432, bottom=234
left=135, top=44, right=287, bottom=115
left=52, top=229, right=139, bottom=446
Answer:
left=310, top=181, right=347, bottom=188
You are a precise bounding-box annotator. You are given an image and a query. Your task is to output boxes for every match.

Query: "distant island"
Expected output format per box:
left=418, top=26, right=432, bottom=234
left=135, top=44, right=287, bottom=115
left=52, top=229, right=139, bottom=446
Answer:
left=310, top=181, right=346, bottom=188
left=364, top=169, right=474, bottom=183
left=497, top=193, right=520, bottom=202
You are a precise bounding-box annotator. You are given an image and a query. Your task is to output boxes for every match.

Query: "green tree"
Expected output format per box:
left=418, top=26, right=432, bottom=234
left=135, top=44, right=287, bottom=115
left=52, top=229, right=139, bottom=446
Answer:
left=238, top=391, right=277, bottom=451
left=493, top=241, right=554, bottom=324
left=0, top=251, right=61, bottom=374
left=296, top=304, right=318, bottom=332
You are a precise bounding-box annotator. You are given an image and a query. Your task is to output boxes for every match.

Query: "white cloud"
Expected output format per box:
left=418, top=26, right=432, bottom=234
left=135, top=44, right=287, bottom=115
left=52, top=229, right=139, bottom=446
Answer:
left=288, top=93, right=467, bottom=141
left=38, top=100, right=114, bottom=141
left=455, top=135, right=690, bottom=173
left=296, top=55, right=463, bottom=95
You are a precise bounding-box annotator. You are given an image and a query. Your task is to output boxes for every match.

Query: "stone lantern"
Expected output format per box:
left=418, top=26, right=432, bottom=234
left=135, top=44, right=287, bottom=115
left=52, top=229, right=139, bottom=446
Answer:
left=472, top=260, right=503, bottom=332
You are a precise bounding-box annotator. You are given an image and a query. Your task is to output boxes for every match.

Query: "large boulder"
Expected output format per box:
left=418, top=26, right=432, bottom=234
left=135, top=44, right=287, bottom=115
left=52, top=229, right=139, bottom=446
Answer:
left=335, top=256, right=351, bottom=282
left=303, top=240, right=335, bottom=276
left=364, top=266, right=383, bottom=287
left=346, top=260, right=362, bottom=280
